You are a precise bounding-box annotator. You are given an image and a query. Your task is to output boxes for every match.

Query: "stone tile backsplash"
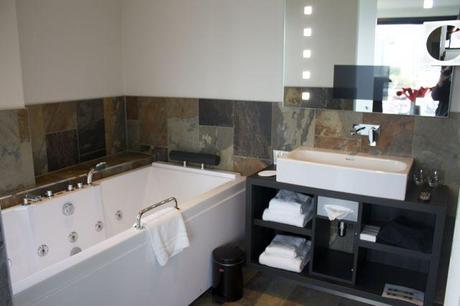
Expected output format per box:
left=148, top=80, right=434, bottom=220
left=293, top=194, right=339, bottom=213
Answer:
left=1, top=95, right=460, bottom=213
left=0, top=110, right=35, bottom=195
left=0, top=97, right=126, bottom=195
left=45, top=129, right=79, bottom=171
left=125, top=96, right=460, bottom=213
left=77, top=99, right=106, bottom=161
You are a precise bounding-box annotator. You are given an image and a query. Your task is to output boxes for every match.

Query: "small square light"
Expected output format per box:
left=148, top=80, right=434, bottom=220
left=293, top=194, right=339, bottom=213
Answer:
left=423, top=0, right=433, bottom=9
left=304, top=6, right=313, bottom=15
left=303, top=27, right=312, bottom=37
left=302, top=92, right=311, bottom=101
left=302, top=71, right=311, bottom=79
left=303, top=49, right=312, bottom=58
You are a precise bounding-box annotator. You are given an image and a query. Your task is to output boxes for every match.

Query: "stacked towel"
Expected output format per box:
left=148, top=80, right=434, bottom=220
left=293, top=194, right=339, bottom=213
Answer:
left=262, top=190, right=313, bottom=227
left=259, top=234, right=311, bottom=273
left=143, top=207, right=190, bottom=266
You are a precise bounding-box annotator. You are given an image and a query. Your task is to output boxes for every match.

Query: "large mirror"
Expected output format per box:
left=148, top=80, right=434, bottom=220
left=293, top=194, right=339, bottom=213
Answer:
left=284, top=0, right=460, bottom=118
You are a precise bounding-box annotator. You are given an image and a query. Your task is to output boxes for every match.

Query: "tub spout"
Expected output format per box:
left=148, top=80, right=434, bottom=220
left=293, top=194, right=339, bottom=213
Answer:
left=86, top=162, right=107, bottom=185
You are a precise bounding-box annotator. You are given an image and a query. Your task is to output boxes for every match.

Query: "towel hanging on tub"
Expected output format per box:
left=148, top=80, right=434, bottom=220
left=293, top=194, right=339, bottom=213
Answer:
left=143, top=207, right=190, bottom=266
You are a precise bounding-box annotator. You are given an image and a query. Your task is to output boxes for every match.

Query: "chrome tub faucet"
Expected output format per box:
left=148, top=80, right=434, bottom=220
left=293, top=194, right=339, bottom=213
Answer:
left=86, top=162, right=107, bottom=185
left=23, top=194, right=42, bottom=206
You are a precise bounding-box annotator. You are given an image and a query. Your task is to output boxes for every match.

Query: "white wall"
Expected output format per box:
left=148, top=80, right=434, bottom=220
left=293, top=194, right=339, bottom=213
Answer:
left=356, top=0, right=377, bottom=65
left=0, top=0, right=25, bottom=110
left=16, top=0, right=123, bottom=105
left=122, top=0, right=284, bottom=102
left=284, top=0, right=360, bottom=88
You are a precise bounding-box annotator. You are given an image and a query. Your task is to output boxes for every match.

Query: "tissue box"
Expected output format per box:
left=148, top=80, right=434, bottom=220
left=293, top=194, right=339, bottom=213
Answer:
left=317, top=196, right=359, bottom=222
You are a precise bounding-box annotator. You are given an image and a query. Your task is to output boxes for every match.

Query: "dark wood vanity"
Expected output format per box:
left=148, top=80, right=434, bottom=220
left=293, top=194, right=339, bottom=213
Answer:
left=246, top=167, right=447, bottom=306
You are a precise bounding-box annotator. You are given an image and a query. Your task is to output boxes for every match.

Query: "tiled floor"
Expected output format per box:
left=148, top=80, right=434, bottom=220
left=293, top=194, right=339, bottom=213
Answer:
left=191, top=269, right=370, bottom=306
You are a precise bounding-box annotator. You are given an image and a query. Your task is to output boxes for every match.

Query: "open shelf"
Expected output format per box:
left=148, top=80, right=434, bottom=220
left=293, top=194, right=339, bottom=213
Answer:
left=311, top=248, right=354, bottom=283
left=358, top=240, right=432, bottom=261
left=249, top=262, right=421, bottom=306
left=356, top=261, right=428, bottom=301
left=253, top=219, right=312, bottom=237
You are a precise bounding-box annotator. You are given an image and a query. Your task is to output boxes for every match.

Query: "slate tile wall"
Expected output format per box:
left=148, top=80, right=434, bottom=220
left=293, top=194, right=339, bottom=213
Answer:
left=77, top=99, right=106, bottom=161
left=0, top=97, right=127, bottom=195
left=0, top=110, right=35, bottom=195
left=1, top=95, right=459, bottom=210
left=28, top=97, right=127, bottom=176
left=126, top=96, right=460, bottom=215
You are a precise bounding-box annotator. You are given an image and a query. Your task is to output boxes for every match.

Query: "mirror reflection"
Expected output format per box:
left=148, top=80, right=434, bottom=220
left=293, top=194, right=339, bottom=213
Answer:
left=426, top=25, right=460, bottom=61
left=284, top=0, right=460, bottom=118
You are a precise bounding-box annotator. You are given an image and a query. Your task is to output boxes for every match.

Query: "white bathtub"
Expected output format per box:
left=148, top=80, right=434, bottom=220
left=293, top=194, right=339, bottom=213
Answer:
left=2, top=162, right=246, bottom=306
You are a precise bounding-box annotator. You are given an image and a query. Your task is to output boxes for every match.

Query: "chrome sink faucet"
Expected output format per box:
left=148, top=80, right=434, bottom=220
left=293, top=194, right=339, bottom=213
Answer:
left=350, top=124, right=380, bottom=147
left=87, top=162, right=107, bottom=185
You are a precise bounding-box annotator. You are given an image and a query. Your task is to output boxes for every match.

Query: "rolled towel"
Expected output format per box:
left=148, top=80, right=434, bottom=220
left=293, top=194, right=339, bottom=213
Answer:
left=262, top=208, right=313, bottom=228
left=259, top=241, right=311, bottom=273
left=268, top=190, right=312, bottom=215
left=265, top=234, right=307, bottom=258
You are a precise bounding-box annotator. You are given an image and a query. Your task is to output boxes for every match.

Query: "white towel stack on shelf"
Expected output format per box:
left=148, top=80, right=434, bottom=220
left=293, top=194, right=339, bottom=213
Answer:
left=360, top=225, right=381, bottom=243
left=262, top=190, right=314, bottom=227
left=259, top=234, right=312, bottom=273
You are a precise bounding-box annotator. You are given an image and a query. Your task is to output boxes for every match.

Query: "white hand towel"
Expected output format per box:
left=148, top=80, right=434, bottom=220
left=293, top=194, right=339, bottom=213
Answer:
left=259, top=242, right=311, bottom=273
left=265, top=235, right=307, bottom=258
left=262, top=208, right=312, bottom=228
left=143, top=207, right=190, bottom=266
left=268, top=190, right=312, bottom=215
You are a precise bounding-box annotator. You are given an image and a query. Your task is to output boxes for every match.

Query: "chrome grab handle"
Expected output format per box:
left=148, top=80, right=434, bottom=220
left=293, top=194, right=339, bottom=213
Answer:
left=134, top=197, right=179, bottom=230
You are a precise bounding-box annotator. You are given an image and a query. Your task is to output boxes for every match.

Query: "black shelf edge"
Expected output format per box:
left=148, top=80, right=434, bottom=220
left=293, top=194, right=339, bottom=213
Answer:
left=248, top=262, right=418, bottom=306
left=358, top=240, right=432, bottom=261
left=253, top=219, right=312, bottom=237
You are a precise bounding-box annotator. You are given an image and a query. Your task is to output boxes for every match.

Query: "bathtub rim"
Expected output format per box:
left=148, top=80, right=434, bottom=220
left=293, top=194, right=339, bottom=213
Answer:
left=9, top=163, right=245, bottom=296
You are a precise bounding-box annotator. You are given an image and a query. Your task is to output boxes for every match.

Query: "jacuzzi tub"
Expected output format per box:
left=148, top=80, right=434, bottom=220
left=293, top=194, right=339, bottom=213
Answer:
left=2, top=162, right=246, bottom=306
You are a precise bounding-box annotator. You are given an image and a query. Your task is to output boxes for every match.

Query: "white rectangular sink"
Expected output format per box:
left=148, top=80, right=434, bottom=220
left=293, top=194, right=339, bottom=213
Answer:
left=276, top=147, right=414, bottom=200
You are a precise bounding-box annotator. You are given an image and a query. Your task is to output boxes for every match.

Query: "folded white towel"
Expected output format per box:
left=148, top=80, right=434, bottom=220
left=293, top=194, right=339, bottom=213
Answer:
left=262, top=208, right=312, bottom=228
left=259, top=242, right=311, bottom=273
left=265, top=235, right=307, bottom=258
left=268, top=190, right=312, bottom=215
left=143, top=207, right=190, bottom=266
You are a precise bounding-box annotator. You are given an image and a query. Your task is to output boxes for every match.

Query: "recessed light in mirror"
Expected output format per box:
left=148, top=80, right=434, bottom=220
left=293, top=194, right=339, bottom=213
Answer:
left=423, top=0, right=433, bottom=9
left=303, top=49, right=312, bottom=58
left=304, top=6, right=312, bottom=15
left=302, top=92, right=311, bottom=100
left=303, top=28, right=312, bottom=37
left=302, top=71, right=311, bottom=79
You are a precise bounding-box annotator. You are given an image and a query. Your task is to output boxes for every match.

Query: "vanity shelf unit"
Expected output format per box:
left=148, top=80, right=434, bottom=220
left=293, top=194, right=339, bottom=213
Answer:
left=246, top=169, right=447, bottom=306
